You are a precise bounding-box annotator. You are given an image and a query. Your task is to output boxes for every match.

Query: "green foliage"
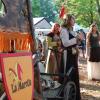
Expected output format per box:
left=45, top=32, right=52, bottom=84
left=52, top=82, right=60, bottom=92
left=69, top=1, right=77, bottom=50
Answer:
left=31, top=0, right=100, bottom=28
left=55, top=0, right=100, bottom=28
left=31, top=0, right=41, bottom=17
left=31, top=0, right=58, bottom=22
left=39, top=0, right=57, bottom=21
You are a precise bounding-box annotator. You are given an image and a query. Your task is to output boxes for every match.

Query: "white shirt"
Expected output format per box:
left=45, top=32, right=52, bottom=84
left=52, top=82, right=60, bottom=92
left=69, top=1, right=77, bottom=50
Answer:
left=60, top=27, right=77, bottom=47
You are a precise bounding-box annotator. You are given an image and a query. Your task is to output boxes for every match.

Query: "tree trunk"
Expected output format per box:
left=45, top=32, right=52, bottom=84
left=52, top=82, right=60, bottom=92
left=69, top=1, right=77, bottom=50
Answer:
left=96, top=0, right=100, bottom=16
left=90, top=0, right=94, bottom=23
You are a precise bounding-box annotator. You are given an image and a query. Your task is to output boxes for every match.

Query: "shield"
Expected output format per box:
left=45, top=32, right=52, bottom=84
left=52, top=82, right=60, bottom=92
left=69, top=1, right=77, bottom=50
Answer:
left=0, top=52, right=34, bottom=100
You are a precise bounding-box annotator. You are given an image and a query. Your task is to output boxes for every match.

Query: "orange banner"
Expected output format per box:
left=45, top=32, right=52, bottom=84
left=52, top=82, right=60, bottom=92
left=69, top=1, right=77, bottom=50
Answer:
left=0, top=32, right=34, bottom=52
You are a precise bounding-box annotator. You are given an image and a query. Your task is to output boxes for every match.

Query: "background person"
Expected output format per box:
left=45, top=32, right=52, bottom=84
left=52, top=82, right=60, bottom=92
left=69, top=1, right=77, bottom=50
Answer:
left=86, top=23, right=100, bottom=80
left=77, top=30, right=86, bottom=58
left=45, top=23, right=61, bottom=77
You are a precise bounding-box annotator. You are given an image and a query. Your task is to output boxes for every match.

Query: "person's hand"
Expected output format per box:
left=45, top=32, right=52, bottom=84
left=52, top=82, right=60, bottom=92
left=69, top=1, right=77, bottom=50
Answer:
left=58, top=47, right=63, bottom=53
left=57, top=41, right=61, bottom=46
left=77, top=33, right=84, bottom=40
left=76, top=35, right=81, bottom=45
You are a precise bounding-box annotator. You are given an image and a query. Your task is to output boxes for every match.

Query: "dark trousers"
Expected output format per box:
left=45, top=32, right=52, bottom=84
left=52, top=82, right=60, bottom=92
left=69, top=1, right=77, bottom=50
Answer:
left=59, top=50, right=81, bottom=100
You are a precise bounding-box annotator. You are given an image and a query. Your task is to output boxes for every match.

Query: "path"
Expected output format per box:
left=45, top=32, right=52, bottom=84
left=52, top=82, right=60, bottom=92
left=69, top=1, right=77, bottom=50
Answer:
left=78, top=53, right=100, bottom=100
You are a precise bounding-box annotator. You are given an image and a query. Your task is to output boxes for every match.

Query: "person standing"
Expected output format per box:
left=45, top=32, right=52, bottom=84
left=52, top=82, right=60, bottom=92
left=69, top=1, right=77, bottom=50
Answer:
left=60, top=14, right=81, bottom=100
left=86, top=23, right=100, bottom=80
left=77, top=30, right=86, bottom=58
left=45, top=23, right=61, bottom=75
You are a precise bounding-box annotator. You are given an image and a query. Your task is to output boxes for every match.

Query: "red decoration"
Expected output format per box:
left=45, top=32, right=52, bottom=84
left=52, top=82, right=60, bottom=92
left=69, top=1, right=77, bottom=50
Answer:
left=59, top=6, right=65, bottom=18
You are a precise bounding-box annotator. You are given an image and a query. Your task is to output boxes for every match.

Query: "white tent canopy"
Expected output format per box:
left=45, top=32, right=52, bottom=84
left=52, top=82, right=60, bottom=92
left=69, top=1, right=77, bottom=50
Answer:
left=73, top=23, right=89, bottom=33
left=35, top=29, right=51, bottom=35
left=73, top=23, right=83, bottom=31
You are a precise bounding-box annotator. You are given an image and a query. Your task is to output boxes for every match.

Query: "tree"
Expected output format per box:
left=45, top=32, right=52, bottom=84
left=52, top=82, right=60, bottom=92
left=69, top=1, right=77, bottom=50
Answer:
left=96, top=0, right=100, bottom=16
left=40, top=0, right=57, bottom=22
left=31, top=0, right=41, bottom=17
left=55, top=0, right=100, bottom=27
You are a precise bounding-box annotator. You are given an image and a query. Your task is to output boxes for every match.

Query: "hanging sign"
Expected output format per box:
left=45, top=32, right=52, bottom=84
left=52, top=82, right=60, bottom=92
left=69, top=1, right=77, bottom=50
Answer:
left=0, top=52, right=34, bottom=100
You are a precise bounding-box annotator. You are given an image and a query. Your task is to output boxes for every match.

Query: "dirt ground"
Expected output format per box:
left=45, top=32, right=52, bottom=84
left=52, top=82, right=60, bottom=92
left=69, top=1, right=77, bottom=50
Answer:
left=78, top=52, right=100, bottom=100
